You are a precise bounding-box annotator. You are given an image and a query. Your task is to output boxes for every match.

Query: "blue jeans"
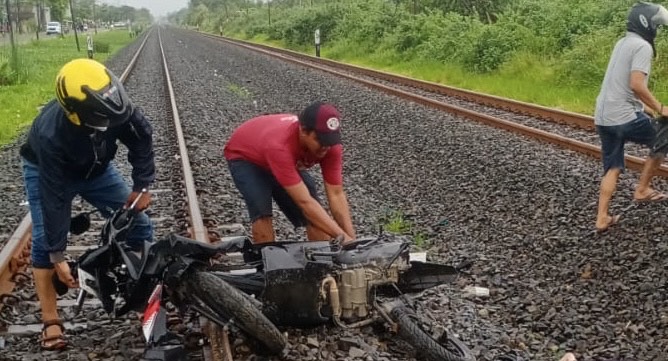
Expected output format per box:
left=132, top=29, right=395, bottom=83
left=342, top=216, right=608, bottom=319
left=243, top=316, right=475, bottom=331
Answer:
left=228, top=159, right=320, bottom=228
left=22, top=159, right=153, bottom=268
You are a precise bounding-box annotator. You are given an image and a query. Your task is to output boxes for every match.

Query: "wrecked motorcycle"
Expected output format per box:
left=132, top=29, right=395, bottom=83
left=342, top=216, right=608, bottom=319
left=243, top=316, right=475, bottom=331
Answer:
left=58, top=193, right=287, bottom=360
left=212, top=234, right=476, bottom=361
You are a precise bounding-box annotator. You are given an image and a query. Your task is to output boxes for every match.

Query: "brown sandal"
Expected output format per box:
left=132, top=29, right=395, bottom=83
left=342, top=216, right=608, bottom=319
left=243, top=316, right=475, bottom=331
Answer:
left=41, top=319, right=68, bottom=351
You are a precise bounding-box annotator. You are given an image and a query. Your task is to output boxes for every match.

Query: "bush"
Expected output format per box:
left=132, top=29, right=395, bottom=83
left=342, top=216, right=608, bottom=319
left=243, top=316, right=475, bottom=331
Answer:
left=413, top=12, right=484, bottom=63
left=463, top=22, right=533, bottom=73
left=333, top=0, right=400, bottom=47
left=0, top=60, right=15, bottom=85
left=281, top=8, right=343, bottom=47
left=94, top=41, right=110, bottom=53
left=556, top=27, right=620, bottom=88
left=0, top=51, right=27, bottom=85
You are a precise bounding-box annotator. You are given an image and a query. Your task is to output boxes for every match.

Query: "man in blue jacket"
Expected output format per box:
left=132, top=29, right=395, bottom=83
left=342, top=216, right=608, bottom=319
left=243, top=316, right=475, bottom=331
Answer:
left=20, top=58, right=155, bottom=350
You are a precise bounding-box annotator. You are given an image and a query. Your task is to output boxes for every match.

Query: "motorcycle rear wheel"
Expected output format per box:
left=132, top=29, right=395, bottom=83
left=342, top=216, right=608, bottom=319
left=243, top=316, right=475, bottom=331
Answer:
left=390, top=306, right=475, bottom=361
left=186, top=271, right=287, bottom=355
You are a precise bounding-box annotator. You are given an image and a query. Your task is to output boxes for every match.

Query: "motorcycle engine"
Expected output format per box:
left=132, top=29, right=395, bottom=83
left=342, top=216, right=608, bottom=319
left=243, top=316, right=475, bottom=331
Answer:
left=339, top=261, right=406, bottom=320
left=334, top=235, right=412, bottom=321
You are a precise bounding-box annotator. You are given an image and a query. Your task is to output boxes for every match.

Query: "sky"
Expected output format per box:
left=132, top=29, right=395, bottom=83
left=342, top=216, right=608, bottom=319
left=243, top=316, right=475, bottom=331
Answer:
left=100, top=0, right=189, bottom=19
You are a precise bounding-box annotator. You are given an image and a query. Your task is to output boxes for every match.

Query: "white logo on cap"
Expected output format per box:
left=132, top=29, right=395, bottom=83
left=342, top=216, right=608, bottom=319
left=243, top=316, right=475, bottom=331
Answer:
left=640, top=14, right=649, bottom=29
left=326, top=117, right=340, bottom=131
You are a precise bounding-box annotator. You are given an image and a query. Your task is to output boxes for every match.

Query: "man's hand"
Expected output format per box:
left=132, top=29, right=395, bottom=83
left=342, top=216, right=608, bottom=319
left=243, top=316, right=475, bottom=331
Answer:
left=335, top=233, right=354, bottom=246
left=125, top=189, right=151, bottom=210
left=54, top=261, right=77, bottom=288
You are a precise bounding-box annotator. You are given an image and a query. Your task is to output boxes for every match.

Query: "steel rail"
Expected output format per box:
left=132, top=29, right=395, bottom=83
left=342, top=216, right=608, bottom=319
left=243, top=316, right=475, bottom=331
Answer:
left=209, top=34, right=596, bottom=131
left=157, top=27, right=224, bottom=361
left=157, top=29, right=208, bottom=243
left=197, top=32, right=668, bottom=178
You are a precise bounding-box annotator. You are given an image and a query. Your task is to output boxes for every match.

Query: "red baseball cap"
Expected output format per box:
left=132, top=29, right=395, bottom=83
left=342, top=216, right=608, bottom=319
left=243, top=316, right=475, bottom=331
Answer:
left=299, top=102, right=341, bottom=146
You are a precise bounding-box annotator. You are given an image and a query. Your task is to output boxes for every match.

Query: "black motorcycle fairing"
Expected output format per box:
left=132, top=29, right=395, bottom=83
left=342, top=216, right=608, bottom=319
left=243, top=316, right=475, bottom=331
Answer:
left=263, top=241, right=333, bottom=271
left=212, top=272, right=266, bottom=296
left=261, top=241, right=334, bottom=327
left=335, top=236, right=410, bottom=267
left=138, top=234, right=253, bottom=278
left=262, top=263, right=333, bottom=327
left=77, top=244, right=117, bottom=313
left=395, top=261, right=460, bottom=294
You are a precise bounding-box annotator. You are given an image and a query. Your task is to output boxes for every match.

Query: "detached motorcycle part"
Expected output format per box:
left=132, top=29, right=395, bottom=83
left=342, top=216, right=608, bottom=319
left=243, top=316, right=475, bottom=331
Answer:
left=51, top=261, right=78, bottom=296
left=389, top=306, right=475, bottom=361
left=262, top=242, right=333, bottom=327
left=653, top=117, right=668, bottom=154
left=140, top=344, right=187, bottom=361
left=396, top=261, right=460, bottom=294
left=185, top=271, right=287, bottom=355
left=70, top=212, right=93, bottom=235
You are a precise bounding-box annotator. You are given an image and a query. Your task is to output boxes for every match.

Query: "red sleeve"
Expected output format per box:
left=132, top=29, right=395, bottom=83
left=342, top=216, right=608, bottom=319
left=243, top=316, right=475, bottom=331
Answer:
left=320, top=145, right=343, bottom=185
left=266, top=148, right=302, bottom=187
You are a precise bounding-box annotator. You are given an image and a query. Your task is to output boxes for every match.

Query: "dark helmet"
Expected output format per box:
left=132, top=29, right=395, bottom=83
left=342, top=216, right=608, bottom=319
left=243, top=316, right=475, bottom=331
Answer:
left=627, top=2, right=668, bottom=55
left=55, top=58, right=133, bottom=131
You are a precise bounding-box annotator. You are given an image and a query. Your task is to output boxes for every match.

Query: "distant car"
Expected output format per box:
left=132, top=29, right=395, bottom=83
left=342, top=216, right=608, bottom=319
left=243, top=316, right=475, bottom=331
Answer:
left=46, top=21, right=61, bottom=35
left=83, top=24, right=88, bottom=31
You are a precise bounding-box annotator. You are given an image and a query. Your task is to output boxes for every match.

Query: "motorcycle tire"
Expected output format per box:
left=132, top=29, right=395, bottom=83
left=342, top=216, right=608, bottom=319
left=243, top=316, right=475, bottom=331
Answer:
left=186, top=271, right=287, bottom=355
left=390, top=306, right=475, bottom=361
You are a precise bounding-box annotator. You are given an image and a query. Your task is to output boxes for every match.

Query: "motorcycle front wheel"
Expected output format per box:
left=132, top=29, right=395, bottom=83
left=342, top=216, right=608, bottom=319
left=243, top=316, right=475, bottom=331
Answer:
left=186, top=271, right=287, bottom=355
left=390, top=305, right=475, bottom=361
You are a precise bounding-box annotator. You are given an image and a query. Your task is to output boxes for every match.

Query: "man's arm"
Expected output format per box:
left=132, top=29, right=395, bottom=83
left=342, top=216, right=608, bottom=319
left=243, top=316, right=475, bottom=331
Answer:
left=283, top=182, right=352, bottom=241
left=324, top=182, right=355, bottom=240
left=630, top=71, right=668, bottom=117
left=38, top=145, right=73, bottom=264
left=118, top=108, right=155, bottom=191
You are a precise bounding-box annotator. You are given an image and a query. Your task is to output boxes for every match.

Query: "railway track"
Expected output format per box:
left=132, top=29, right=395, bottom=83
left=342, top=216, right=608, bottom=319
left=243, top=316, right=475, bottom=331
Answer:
left=2, top=25, right=666, bottom=361
left=197, top=31, right=668, bottom=178
left=0, top=28, right=233, bottom=361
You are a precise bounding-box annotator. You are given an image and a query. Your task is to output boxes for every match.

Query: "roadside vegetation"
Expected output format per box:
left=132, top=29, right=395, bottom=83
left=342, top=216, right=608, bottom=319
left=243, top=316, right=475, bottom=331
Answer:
left=171, top=0, right=668, bottom=116
left=0, top=30, right=136, bottom=145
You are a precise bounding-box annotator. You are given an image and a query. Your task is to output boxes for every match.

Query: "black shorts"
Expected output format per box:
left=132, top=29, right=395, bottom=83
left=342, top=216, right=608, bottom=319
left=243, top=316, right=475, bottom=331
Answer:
left=228, top=159, right=320, bottom=228
left=597, top=112, right=657, bottom=173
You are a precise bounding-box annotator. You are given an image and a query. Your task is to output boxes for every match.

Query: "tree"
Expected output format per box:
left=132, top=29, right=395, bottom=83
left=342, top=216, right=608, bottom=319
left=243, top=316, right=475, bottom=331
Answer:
left=46, top=0, right=66, bottom=21
left=188, top=3, right=208, bottom=27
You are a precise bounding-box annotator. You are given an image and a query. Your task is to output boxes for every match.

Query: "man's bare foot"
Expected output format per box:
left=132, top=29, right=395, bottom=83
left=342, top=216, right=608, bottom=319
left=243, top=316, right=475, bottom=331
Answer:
left=595, top=214, right=621, bottom=233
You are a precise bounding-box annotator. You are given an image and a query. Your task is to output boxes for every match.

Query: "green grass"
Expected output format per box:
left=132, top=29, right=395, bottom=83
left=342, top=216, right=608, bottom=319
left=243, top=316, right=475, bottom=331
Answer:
left=0, top=31, right=136, bottom=145
left=227, top=83, right=253, bottom=99
left=381, top=210, right=427, bottom=249
left=323, top=47, right=600, bottom=115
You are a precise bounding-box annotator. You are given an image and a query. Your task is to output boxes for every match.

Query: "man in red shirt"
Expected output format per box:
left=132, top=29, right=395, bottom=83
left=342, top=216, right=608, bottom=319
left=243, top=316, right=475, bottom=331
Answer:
left=224, top=102, right=355, bottom=244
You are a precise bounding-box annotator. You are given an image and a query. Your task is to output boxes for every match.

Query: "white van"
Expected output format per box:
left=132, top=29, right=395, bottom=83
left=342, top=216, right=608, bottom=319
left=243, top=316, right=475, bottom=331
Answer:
left=46, top=22, right=62, bottom=35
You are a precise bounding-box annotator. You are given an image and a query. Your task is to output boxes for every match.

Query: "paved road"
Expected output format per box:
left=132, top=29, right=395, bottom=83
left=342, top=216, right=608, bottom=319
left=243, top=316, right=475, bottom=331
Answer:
left=0, top=30, right=104, bottom=47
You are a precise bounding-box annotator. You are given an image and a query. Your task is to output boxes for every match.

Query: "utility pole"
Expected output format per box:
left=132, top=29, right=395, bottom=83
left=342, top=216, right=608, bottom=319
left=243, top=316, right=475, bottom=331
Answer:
left=69, top=0, right=80, bottom=51
left=14, top=0, right=19, bottom=34
left=35, top=0, right=40, bottom=39
left=5, top=0, right=17, bottom=78
left=92, top=0, right=97, bottom=34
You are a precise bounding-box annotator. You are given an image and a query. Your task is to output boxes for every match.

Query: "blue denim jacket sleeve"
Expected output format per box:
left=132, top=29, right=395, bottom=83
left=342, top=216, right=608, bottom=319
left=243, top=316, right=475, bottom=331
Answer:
left=118, top=107, right=155, bottom=191
left=37, top=138, right=72, bottom=255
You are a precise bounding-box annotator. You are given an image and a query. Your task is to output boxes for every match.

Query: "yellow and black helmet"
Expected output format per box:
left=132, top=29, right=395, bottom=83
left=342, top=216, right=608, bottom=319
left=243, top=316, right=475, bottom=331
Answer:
left=55, top=58, right=133, bottom=130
